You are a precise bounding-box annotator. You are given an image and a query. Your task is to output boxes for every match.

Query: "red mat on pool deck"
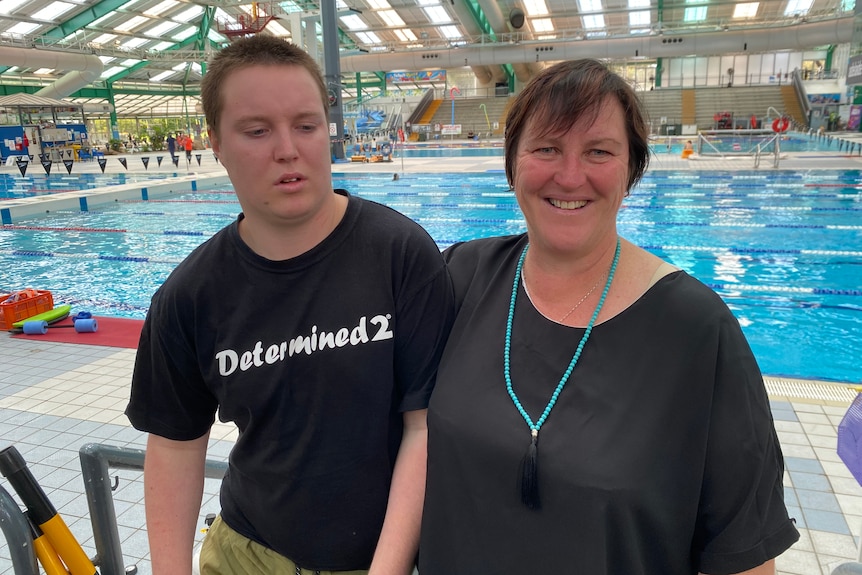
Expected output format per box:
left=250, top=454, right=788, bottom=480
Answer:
left=11, top=316, right=144, bottom=349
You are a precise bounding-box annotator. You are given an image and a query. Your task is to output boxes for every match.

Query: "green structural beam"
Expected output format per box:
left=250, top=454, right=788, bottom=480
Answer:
left=460, top=0, right=514, bottom=86
left=43, top=0, right=129, bottom=40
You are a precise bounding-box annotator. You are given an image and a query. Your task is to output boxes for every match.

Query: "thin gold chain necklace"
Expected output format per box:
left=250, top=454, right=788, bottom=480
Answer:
left=522, top=267, right=606, bottom=323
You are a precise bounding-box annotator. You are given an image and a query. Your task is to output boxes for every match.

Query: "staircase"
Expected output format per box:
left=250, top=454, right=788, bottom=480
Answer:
left=780, top=85, right=807, bottom=127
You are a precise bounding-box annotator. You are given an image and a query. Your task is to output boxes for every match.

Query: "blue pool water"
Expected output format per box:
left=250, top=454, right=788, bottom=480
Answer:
left=394, top=132, right=849, bottom=158
left=0, top=172, right=187, bottom=200
left=0, top=170, right=860, bottom=383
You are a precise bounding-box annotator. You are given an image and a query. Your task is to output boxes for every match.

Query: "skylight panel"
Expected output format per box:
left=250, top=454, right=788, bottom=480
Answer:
left=6, top=22, right=40, bottom=34
left=523, top=0, right=549, bottom=16
left=31, top=2, right=76, bottom=21
left=583, top=14, right=605, bottom=28
left=340, top=14, right=366, bottom=30
left=266, top=20, right=290, bottom=36
left=150, top=41, right=174, bottom=51
left=0, top=0, right=29, bottom=16
left=144, top=0, right=178, bottom=17
left=121, top=58, right=142, bottom=66
left=214, top=8, right=236, bottom=23
left=531, top=18, right=554, bottom=32
left=422, top=5, right=450, bottom=23
left=207, top=29, right=227, bottom=42
left=174, top=5, right=203, bottom=21
left=578, top=0, right=603, bottom=13
left=378, top=9, right=405, bottom=27
left=114, top=15, right=150, bottom=32
left=146, top=21, right=179, bottom=37
left=784, top=0, right=813, bottom=14
left=733, top=2, right=758, bottom=17
left=149, top=70, right=175, bottom=82
left=171, top=62, right=202, bottom=74
left=33, top=68, right=54, bottom=74
left=439, top=25, right=461, bottom=39
left=280, top=0, right=303, bottom=12
left=394, top=28, right=417, bottom=42
left=93, top=33, right=117, bottom=44
left=101, top=66, right=126, bottom=78
left=123, top=37, right=149, bottom=48
left=683, top=6, right=707, bottom=21
left=98, top=55, right=115, bottom=63
left=172, top=26, right=197, bottom=41
left=630, top=10, right=650, bottom=26
left=366, top=0, right=391, bottom=9
left=356, top=30, right=382, bottom=44
left=90, top=11, right=116, bottom=26
left=416, top=0, right=440, bottom=5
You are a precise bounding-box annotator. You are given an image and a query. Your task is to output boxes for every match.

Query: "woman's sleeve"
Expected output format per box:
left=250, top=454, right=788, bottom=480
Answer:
left=694, top=309, right=800, bottom=575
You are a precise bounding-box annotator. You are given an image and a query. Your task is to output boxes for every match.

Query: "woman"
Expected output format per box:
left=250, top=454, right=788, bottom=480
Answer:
left=419, top=60, right=798, bottom=574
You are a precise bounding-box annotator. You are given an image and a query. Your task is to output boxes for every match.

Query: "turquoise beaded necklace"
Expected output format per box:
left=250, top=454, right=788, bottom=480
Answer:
left=504, top=237, right=621, bottom=509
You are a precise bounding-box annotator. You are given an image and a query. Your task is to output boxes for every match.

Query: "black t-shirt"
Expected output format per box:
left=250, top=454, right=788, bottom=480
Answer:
left=127, top=191, right=453, bottom=570
left=419, top=234, right=798, bottom=575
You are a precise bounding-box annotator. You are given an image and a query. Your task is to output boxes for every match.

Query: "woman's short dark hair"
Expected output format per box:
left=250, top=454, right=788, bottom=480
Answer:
left=504, top=59, right=650, bottom=193
left=201, top=36, right=329, bottom=135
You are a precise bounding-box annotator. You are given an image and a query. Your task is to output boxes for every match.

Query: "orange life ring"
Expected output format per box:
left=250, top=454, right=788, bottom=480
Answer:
left=750, top=115, right=757, bottom=128
left=772, top=117, right=789, bottom=133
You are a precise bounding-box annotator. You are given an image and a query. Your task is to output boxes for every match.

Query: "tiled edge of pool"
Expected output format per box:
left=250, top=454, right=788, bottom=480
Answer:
left=0, top=173, right=233, bottom=224
left=765, top=377, right=862, bottom=403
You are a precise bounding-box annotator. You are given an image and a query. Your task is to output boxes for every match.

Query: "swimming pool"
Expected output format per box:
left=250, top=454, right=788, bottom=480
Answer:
left=0, top=170, right=859, bottom=383
left=391, top=132, right=848, bottom=157
left=0, top=172, right=189, bottom=200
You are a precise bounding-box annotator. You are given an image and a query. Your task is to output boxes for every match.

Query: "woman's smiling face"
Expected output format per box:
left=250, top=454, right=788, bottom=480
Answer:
left=512, top=96, right=630, bottom=258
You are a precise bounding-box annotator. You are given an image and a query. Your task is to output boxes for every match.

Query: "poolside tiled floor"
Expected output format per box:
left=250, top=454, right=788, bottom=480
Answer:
left=1, top=142, right=862, bottom=575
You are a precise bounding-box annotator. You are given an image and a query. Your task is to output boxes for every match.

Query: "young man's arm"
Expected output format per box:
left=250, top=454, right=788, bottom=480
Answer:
left=144, top=432, right=210, bottom=575
left=368, top=409, right=428, bottom=575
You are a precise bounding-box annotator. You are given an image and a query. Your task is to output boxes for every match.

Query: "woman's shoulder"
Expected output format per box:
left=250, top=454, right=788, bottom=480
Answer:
left=443, top=235, right=526, bottom=267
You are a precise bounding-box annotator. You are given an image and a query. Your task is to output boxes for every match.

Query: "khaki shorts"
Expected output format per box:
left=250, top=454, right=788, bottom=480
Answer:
left=199, top=515, right=369, bottom=575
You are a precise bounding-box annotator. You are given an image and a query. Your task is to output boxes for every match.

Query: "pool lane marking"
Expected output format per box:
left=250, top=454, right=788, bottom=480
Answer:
left=0, top=249, right=185, bottom=265
left=1, top=224, right=211, bottom=236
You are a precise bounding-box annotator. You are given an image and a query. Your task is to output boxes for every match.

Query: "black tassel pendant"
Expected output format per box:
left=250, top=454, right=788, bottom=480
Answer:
left=520, top=429, right=540, bottom=509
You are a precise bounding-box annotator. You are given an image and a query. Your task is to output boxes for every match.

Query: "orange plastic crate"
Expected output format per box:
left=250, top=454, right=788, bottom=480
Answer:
left=0, top=290, right=54, bottom=330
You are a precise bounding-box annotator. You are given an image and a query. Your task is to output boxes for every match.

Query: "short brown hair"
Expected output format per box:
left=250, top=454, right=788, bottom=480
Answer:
left=201, top=36, right=329, bottom=134
left=504, top=59, right=650, bottom=194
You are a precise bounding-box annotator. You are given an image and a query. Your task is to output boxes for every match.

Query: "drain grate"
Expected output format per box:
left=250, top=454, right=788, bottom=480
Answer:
left=764, top=376, right=861, bottom=403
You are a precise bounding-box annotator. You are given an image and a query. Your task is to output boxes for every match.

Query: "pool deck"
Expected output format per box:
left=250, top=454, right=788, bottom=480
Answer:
left=2, top=137, right=862, bottom=575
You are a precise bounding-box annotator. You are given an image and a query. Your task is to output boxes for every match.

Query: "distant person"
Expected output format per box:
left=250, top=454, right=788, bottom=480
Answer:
left=184, top=133, right=193, bottom=162
left=126, top=34, right=453, bottom=575
left=166, top=133, right=177, bottom=158
left=682, top=139, right=694, bottom=159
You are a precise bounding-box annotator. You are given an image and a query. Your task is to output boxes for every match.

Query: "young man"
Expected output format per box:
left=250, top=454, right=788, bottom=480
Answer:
left=126, top=35, right=453, bottom=575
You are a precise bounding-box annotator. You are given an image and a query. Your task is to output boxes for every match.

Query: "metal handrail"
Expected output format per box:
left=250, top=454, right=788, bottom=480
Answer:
left=0, top=484, right=39, bottom=575
left=79, top=443, right=228, bottom=575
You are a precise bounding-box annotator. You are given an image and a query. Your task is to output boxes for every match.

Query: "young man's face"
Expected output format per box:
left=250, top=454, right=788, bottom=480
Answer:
left=210, top=63, right=333, bottom=232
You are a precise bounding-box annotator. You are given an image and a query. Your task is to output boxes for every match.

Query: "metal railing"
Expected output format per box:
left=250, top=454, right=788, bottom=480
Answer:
left=1, top=443, right=228, bottom=575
